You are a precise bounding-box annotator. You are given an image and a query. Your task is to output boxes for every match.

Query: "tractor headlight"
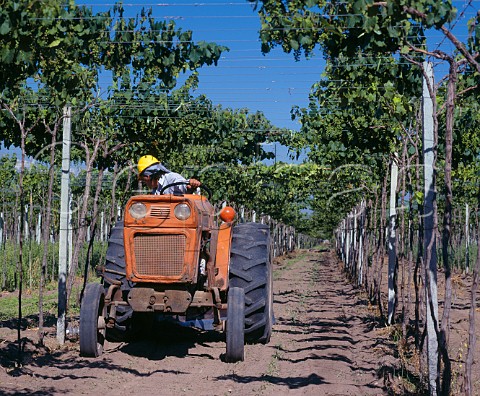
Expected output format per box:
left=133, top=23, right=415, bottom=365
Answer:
left=174, top=203, right=191, bottom=220
left=129, top=202, right=147, bottom=219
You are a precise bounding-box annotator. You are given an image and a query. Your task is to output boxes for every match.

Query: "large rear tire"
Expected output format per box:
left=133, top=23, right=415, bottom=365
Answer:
left=229, top=222, right=273, bottom=344
left=80, top=283, right=106, bottom=357
left=103, top=221, right=133, bottom=341
left=225, top=287, right=245, bottom=363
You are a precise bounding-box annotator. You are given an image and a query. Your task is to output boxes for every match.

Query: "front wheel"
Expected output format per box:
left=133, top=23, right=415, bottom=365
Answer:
left=80, top=283, right=107, bottom=357
left=225, top=287, right=245, bottom=363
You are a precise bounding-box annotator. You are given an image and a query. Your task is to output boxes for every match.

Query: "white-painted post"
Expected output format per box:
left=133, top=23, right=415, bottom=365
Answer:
left=252, top=210, right=256, bottom=223
left=100, top=211, right=104, bottom=241
left=289, top=226, right=293, bottom=251
left=104, top=211, right=108, bottom=241
left=388, top=158, right=398, bottom=325
left=358, top=201, right=365, bottom=286
left=423, top=61, right=438, bottom=395
left=36, top=213, right=41, bottom=244
left=350, top=214, right=355, bottom=267
left=16, top=215, right=20, bottom=244
left=345, top=216, right=350, bottom=269
left=24, top=204, right=29, bottom=240
left=465, top=203, right=469, bottom=273
left=57, top=106, right=71, bottom=345
left=68, top=194, right=73, bottom=273
left=353, top=208, right=358, bottom=273
left=0, top=212, right=3, bottom=247
left=0, top=212, right=3, bottom=289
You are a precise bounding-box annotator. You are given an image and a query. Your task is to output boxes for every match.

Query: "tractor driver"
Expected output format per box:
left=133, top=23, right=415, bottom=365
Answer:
left=137, top=155, right=201, bottom=195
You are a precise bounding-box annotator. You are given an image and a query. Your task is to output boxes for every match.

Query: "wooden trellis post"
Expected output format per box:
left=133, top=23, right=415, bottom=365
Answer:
left=465, top=203, right=469, bottom=272
left=422, top=61, right=439, bottom=395
left=388, top=158, right=399, bottom=325
left=57, top=106, right=71, bottom=345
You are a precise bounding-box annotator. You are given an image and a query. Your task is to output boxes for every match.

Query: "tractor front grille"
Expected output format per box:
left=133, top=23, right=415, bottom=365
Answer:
left=133, top=234, right=185, bottom=277
left=150, top=205, right=170, bottom=218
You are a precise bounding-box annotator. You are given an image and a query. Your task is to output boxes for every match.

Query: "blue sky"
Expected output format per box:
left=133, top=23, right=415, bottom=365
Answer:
left=91, top=1, right=325, bottom=128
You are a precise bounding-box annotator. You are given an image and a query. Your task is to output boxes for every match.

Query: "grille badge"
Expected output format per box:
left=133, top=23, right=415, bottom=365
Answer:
left=150, top=205, right=170, bottom=218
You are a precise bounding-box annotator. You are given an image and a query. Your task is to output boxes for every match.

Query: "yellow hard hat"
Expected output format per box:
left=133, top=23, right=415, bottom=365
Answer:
left=137, top=155, right=159, bottom=175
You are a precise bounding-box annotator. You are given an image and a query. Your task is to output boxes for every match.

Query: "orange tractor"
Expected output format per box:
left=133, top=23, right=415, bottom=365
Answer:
left=79, top=182, right=273, bottom=362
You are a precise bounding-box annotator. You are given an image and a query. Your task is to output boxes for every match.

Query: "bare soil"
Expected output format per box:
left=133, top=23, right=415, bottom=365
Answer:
left=0, top=248, right=412, bottom=395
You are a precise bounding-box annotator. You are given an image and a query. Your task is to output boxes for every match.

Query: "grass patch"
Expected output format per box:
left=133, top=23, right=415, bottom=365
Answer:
left=0, top=290, right=58, bottom=323
left=273, top=250, right=310, bottom=279
left=0, top=240, right=107, bottom=292
left=0, top=278, right=100, bottom=326
left=266, top=344, right=283, bottom=376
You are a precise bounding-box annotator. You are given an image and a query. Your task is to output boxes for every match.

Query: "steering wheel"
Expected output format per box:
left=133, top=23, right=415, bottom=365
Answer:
left=159, top=181, right=212, bottom=200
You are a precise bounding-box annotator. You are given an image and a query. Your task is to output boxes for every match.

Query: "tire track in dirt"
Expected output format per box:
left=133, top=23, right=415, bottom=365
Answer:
left=0, top=248, right=395, bottom=395
left=269, top=248, right=391, bottom=395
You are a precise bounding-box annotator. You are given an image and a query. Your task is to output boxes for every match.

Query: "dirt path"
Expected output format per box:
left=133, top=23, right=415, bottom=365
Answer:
left=0, top=248, right=395, bottom=395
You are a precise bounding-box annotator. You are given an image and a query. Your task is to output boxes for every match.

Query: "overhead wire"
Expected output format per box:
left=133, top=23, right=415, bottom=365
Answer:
left=433, top=0, right=475, bottom=52
left=8, top=1, right=480, bottom=130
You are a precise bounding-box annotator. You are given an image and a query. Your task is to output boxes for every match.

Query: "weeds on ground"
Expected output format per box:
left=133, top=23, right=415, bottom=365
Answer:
left=380, top=324, right=428, bottom=395
left=0, top=277, right=99, bottom=327
left=266, top=344, right=283, bottom=376
left=254, top=344, right=283, bottom=394
left=0, top=287, right=59, bottom=323
left=273, top=251, right=309, bottom=279
left=285, top=306, right=301, bottom=324
left=450, top=342, right=467, bottom=395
